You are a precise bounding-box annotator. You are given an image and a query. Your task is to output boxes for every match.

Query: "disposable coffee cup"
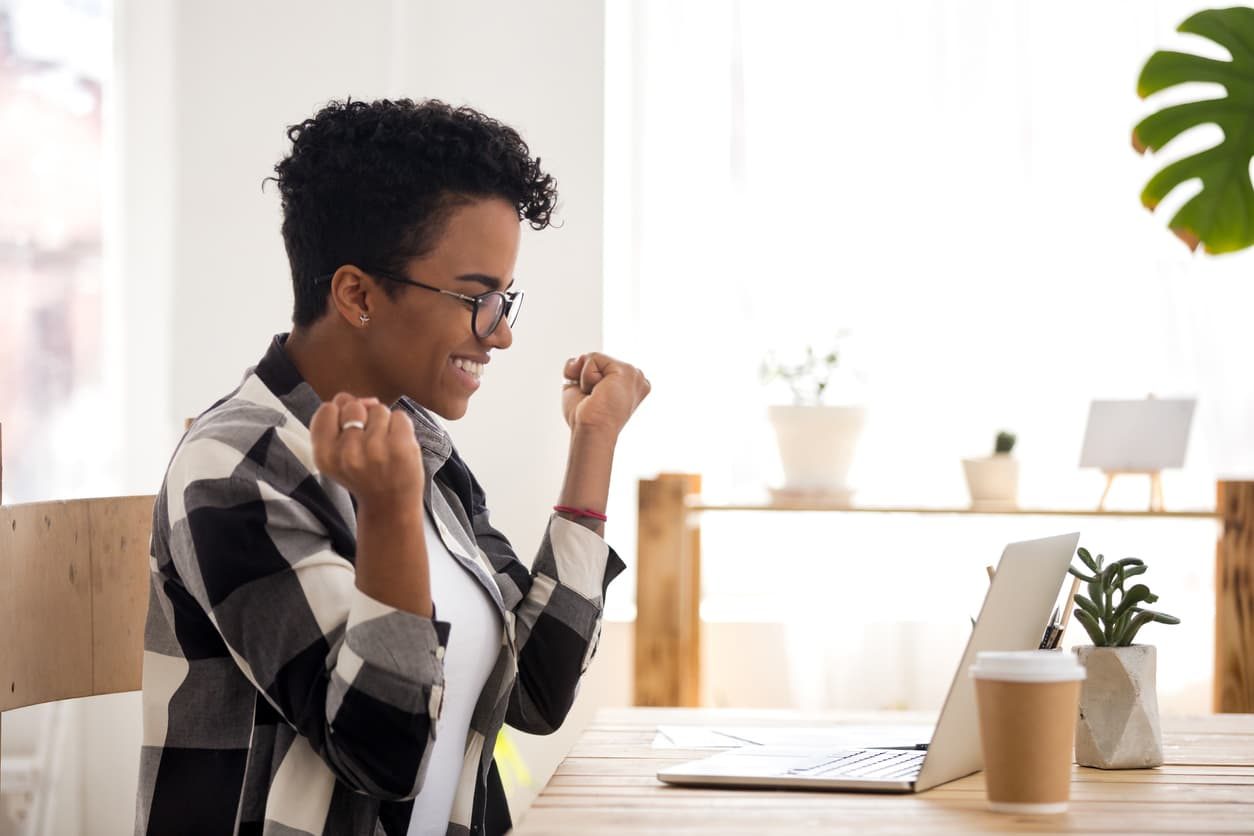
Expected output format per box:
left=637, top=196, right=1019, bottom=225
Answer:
left=969, top=650, right=1086, bottom=814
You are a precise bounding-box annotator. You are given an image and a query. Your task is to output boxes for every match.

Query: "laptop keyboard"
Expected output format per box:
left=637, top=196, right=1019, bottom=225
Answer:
left=783, top=749, right=926, bottom=781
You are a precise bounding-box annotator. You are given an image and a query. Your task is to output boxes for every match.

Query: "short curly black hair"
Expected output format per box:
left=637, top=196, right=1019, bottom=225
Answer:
left=271, top=98, right=558, bottom=326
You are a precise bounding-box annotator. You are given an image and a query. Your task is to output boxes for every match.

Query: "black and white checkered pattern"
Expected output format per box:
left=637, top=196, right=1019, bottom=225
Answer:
left=136, top=335, right=624, bottom=836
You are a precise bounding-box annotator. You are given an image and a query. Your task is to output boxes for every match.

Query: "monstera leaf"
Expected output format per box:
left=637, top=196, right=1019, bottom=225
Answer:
left=1134, top=7, right=1254, bottom=254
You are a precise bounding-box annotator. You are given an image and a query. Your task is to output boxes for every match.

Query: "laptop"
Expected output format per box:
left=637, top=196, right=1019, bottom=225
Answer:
left=657, top=531, right=1080, bottom=793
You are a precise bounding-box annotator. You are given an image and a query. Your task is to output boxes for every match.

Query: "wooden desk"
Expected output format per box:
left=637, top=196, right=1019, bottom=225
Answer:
left=515, top=708, right=1254, bottom=835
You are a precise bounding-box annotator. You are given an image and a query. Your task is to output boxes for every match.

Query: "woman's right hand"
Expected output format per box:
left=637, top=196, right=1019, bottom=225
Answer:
left=310, top=393, right=425, bottom=512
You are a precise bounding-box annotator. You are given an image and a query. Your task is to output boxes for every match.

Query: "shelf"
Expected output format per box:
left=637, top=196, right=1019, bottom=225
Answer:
left=687, top=500, right=1220, bottom=519
left=636, top=473, right=1253, bottom=712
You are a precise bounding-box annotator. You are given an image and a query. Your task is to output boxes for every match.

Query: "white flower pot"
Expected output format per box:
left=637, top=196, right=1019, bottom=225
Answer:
left=767, top=405, right=866, bottom=498
left=962, top=454, right=1019, bottom=508
left=1074, top=645, right=1164, bottom=769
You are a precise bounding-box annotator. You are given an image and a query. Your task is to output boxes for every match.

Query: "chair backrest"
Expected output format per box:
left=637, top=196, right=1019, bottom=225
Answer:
left=0, top=423, right=154, bottom=750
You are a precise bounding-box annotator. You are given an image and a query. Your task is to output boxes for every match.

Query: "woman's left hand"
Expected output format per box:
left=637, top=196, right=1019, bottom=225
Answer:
left=561, top=353, right=650, bottom=435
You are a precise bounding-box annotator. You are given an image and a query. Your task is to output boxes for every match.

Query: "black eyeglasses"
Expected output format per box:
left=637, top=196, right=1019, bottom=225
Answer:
left=315, top=269, right=523, bottom=339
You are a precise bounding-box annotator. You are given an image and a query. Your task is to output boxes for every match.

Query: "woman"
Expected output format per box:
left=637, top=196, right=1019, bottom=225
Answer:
left=136, top=99, right=649, bottom=836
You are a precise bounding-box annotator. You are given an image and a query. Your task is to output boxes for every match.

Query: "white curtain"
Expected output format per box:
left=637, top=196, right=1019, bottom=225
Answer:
left=607, top=0, right=1245, bottom=711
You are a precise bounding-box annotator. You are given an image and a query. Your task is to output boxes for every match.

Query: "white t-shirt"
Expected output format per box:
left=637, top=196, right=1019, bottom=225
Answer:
left=408, top=510, right=502, bottom=836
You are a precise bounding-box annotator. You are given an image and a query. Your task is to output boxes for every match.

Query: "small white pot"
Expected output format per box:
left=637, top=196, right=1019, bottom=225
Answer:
left=1074, top=645, right=1164, bottom=769
left=767, top=405, right=866, bottom=498
left=962, top=454, right=1019, bottom=508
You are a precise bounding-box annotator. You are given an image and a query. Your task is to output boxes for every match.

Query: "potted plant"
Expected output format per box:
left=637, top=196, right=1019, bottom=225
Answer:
left=760, top=341, right=865, bottom=502
left=1067, top=547, right=1181, bottom=769
left=962, top=431, right=1018, bottom=509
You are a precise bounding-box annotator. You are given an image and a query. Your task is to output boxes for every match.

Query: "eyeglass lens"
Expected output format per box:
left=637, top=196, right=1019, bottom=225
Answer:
left=474, top=292, right=522, bottom=339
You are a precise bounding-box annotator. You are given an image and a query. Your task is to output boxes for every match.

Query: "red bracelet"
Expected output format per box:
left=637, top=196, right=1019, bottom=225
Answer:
left=553, top=505, right=608, bottom=522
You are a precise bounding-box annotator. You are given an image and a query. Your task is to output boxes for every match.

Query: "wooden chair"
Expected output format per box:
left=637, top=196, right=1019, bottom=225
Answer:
left=0, top=423, right=153, bottom=822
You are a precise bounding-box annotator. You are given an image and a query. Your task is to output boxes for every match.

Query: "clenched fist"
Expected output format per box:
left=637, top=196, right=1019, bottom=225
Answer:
left=310, top=393, right=425, bottom=512
left=561, top=353, right=650, bottom=435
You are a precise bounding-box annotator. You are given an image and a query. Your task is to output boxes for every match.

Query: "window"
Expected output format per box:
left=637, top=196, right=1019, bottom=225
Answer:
left=606, top=0, right=1235, bottom=711
left=0, top=0, right=115, bottom=503
left=1, top=3, right=112, bottom=832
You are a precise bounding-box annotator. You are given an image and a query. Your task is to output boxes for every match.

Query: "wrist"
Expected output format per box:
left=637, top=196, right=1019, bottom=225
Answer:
left=356, top=492, right=424, bottom=525
left=553, top=504, right=608, bottom=521
left=570, top=422, right=619, bottom=449
left=553, top=508, right=605, bottom=534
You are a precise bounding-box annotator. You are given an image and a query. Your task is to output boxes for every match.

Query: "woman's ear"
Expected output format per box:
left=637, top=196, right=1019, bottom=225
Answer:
left=328, top=265, right=373, bottom=327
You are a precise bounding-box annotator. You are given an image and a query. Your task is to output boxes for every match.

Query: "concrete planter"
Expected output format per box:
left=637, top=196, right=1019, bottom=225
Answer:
left=1073, top=645, right=1163, bottom=769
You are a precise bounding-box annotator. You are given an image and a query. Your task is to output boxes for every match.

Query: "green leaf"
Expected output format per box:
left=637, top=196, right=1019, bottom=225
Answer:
left=1113, top=584, right=1156, bottom=621
left=1107, top=558, right=1145, bottom=588
left=1111, top=609, right=1134, bottom=644
left=1074, top=594, right=1102, bottom=621
left=1116, top=611, right=1157, bottom=646
left=1121, top=565, right=1148, bottom=581
left=1117, top=608, right=1182, bottom=645
left=1068, top=566, right=1097, bottom=583
left=1077, top=547, right=1098, bottom=572
left=1134, top=7, right=1254, bottom=254
left=1088, top=577, right=1107, bottom=619
left=1073, top=608, right=1107, bottom=646
left=1105, top=606, right=1126, bottom=644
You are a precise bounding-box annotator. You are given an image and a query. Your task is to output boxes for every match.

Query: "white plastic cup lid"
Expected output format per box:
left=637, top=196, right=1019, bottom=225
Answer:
left=969, top=650, right=1086, bottom=683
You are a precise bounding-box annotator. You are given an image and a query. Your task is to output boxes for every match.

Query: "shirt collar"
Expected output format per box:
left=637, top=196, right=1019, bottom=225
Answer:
left=255, top=333, right=454, bottom=474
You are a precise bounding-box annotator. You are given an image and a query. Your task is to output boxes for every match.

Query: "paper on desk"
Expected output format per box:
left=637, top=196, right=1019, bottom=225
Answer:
left=651, top=727, right=760, bottom=748
left=652, top=723, right=934, bottom=750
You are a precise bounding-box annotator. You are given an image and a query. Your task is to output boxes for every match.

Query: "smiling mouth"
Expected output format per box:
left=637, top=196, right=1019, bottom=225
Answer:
left=451, top=356, right=484, bottom=386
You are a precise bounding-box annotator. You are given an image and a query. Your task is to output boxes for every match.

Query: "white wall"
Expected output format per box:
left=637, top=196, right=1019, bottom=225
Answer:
left=76, top=1, right=611, bottom=833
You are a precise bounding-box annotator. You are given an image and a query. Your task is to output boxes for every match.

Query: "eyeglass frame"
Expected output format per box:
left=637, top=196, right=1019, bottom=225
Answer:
left=313, top=268, right=523, bottom=339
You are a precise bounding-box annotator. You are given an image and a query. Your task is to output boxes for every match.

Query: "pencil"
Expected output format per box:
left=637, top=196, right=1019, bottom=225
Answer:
left=1053, top=577, right=1082, bottom=648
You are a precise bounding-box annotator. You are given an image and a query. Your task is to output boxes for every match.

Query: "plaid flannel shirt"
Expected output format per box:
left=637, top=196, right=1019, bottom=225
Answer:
left=136, top=335, right=624, bottom=836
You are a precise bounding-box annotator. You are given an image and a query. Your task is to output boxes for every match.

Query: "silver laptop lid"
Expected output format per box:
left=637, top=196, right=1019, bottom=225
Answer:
left=913, top=532, right=1078, bottom=791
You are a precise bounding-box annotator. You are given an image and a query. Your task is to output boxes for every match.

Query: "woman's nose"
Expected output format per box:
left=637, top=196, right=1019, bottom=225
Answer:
left=484, top=315, right=513, bottom=349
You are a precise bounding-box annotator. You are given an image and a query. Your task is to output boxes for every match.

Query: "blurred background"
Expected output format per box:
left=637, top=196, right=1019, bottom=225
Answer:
left=1, top=0, right=1248, bottom=832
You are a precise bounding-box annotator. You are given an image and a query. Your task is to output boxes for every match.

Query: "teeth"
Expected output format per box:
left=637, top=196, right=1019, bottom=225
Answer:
left=453, top=358, right=483, bottom=379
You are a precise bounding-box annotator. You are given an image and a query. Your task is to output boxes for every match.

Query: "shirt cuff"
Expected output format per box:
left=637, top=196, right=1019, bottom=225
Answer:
left=340, top=587, right=451, bottom=713
left=546, top=513, right=624, bottom=602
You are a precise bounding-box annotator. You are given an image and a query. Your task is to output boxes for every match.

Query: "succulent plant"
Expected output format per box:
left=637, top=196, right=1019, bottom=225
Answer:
left=994, top=431, right=1016, bottom=455
left=760, top=343, right=842, bottom=406
left=1068, top=547, right=1180, bottom=647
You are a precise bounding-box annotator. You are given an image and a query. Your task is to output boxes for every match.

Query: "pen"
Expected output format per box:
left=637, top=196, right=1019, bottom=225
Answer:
left=1039, top=606, right=1061, bottom=649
